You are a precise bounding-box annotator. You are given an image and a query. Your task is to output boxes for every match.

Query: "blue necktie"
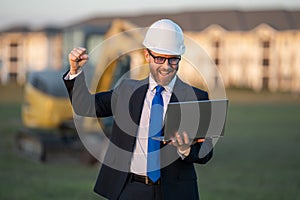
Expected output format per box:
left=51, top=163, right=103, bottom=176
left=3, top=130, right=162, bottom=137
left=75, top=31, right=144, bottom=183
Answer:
left=147, top=85, right=164, bottom=182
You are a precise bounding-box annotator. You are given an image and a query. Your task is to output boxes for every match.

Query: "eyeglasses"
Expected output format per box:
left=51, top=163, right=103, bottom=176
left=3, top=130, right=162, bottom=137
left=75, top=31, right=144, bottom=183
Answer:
left=147, top=49, right=181, bottom=65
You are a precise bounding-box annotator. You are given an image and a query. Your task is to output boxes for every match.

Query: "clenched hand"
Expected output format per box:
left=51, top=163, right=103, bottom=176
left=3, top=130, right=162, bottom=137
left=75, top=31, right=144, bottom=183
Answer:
left=68, top=47, right=89, bottom=75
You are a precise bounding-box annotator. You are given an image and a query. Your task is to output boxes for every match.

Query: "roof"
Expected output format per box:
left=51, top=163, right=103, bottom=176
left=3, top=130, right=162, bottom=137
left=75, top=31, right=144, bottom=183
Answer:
left=242, top=10, right=294, bottom=30
left=76, top=9, right=300, bottom=31
left=1, top=9, right=299, bottom=33
left=1, top=25, right=31, bottom=33
left=0, top=25, right=62, bottom=33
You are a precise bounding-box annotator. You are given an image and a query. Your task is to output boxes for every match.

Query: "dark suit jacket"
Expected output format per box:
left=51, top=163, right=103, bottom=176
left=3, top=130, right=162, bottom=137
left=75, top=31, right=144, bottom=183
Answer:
left=63, top=71, right=213, bottom=200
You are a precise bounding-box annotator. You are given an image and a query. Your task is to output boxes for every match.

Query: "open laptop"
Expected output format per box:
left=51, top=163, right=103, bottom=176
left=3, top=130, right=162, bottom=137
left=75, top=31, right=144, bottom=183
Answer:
left=152, top=99, right=228, bottom=143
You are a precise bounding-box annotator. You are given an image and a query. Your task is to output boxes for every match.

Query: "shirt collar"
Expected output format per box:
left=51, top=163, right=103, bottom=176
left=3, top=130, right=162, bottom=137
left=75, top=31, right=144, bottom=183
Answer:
left=149, top=75, right=177, bottom=93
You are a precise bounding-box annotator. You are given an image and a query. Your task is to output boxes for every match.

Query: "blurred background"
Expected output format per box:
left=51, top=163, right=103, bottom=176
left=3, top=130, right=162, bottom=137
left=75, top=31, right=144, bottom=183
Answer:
left=0, top=0, right=300, bottom=199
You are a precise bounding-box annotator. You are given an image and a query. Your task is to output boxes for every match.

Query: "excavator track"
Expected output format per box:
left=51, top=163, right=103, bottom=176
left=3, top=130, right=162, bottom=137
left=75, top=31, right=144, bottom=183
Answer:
left=15, top=128, right=96, bottom=165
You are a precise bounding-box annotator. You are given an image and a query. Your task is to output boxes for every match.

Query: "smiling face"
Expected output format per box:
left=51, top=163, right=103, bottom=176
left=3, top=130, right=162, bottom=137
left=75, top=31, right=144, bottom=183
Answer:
left=144, top=49, right=180, bottom=86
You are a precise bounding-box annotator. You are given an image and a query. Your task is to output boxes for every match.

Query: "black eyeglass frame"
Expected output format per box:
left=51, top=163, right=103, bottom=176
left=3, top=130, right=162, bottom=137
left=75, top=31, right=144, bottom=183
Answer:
left=147, top=49, right=181, bottom=65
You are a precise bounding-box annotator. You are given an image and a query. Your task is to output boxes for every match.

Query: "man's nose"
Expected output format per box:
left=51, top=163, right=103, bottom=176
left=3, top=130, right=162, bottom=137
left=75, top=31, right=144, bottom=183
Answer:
left=161, top=59, right=171, bottom=68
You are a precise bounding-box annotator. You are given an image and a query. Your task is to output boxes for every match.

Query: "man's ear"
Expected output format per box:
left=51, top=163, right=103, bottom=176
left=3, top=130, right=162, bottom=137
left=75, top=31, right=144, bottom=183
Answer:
left=144, top=49, right=150, bottom=62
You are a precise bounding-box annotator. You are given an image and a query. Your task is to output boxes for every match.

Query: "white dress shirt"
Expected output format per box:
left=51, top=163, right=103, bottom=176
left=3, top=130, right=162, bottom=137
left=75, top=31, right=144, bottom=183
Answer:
left=64, top=69, right=82, bottom=80
left=130, top=75, right=176, bottom=175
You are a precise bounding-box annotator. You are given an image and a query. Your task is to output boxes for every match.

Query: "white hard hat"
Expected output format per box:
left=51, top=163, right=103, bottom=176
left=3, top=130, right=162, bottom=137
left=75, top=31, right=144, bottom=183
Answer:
left=143, top=19, right=185, bottom=55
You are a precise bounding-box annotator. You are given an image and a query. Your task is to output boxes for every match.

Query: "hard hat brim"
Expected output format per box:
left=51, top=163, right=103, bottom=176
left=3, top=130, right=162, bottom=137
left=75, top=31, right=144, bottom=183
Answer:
left=146, top=47, right=183, bottom=56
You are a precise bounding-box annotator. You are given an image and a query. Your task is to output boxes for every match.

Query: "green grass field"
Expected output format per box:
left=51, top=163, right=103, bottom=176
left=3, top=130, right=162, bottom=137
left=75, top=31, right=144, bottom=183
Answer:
left=0, top=84, right=300, bottom=200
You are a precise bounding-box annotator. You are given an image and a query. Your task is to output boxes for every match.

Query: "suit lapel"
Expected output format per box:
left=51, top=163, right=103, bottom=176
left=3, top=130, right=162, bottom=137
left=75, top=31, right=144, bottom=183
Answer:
left=170, top=77, right=188, bottom=103
left=129, top=78, right=149, bottom=136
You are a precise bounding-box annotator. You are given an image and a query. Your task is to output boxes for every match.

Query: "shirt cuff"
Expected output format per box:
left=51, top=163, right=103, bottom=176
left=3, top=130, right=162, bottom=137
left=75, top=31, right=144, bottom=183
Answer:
left=177, top=147, right=191, bottom=160
left=64, top=69, right=82, bottom=80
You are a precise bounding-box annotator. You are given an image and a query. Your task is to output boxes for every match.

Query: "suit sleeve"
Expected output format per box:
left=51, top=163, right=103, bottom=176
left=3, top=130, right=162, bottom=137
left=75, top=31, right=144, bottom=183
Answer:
left=63, top=70, right=113, bottom=118
left=183, top=139, right=213, bottom=164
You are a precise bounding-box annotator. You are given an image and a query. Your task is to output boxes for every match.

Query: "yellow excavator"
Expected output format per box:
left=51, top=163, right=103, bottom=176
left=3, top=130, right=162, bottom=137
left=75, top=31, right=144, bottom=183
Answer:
left=15, top=19, right=146, bottom=164
left=15, top=70, right=83, bottom=163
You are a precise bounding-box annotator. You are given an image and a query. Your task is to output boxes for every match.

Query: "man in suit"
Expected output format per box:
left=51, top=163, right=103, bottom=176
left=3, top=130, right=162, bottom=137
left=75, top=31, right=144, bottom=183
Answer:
left=64, top=19, right=213, bottom=200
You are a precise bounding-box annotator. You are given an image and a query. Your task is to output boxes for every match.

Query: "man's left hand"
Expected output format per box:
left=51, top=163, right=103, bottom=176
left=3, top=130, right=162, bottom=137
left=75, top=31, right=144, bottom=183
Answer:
left=171, top=132, right=191, bottom=156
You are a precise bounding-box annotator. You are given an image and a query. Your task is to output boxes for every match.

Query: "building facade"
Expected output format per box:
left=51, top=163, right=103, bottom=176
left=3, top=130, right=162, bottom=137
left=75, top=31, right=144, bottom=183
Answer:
left=0, top=10, right=299, bottom=93
left=0, top=27, right=62, bottom=84
left=186, top=24, right=300, bottom=93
